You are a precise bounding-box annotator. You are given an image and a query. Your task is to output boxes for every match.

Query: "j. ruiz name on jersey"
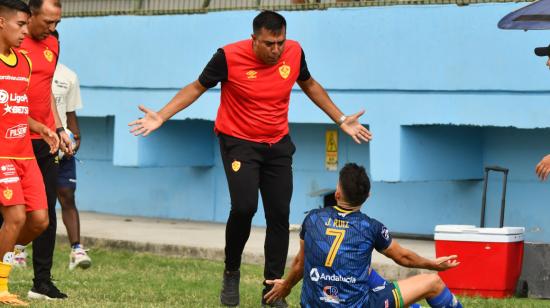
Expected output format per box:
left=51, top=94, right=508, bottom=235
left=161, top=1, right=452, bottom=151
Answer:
left=324, top=218, right=349, bottom=229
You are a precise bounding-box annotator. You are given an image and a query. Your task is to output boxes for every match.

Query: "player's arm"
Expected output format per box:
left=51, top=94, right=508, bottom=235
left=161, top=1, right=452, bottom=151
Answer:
left=264, top=239, right=305, bottom=303
left=51, top=93, right=74, bottom=155
left=381, top=240, right=459, bottom=271
left=28, top=117, right=59, bottom=154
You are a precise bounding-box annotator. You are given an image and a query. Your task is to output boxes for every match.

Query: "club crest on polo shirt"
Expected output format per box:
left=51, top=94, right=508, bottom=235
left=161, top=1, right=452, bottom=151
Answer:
left=232, top=160, right=241, bottom=172
left=246, top=70, right=257, bottom=79
left=279, top=62, right=290, bottom=79
left=3, top=188, right=13, bottom=200
left=44, top=49, right=54, bottom=62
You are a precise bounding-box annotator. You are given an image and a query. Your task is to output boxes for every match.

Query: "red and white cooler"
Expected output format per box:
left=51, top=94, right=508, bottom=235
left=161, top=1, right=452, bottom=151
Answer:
left=435, top=225, right=525, bottom=298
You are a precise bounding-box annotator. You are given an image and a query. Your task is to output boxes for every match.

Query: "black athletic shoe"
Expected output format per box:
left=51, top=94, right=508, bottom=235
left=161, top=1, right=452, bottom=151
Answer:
left=27, top=279, right=68, bottom=300
left=261, top=285, right=289, bottom=308
left=220, top=270, right=240, bottom=306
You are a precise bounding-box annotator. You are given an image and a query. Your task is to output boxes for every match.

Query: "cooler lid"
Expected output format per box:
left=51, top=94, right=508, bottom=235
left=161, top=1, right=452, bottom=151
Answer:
left=434, top=225, right=476, bottom=233
left=435, top=225, right=525, bottom=235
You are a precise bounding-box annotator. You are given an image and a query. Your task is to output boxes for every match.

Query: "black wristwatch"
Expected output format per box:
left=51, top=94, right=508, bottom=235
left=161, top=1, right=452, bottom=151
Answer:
left=56, top=127, right=65, bottom=135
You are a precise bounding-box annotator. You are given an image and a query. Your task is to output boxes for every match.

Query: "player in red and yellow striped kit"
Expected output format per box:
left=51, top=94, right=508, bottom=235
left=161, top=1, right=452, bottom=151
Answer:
left=0, top=0, right=58, bottom=305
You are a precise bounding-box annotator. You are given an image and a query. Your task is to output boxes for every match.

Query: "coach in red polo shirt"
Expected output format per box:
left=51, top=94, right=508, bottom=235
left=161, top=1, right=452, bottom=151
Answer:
left=15, top=0, right=71, bottom=301
left=130, top=11, right=371, bottom=307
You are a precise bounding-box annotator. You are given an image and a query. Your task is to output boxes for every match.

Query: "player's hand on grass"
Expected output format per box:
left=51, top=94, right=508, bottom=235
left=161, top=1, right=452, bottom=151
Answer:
left=39, top=127, right=59, bottom=154
left=129, top=105, right=163, bottom=137
left=339, top=110, right=372, bottom=144
left=535, top=154, right=550, bottom=181
left=264, top=279, right=291, bottom=304
left=59, top=130, right=74, bottom=156
left=432, top=255, right=460, bottom=271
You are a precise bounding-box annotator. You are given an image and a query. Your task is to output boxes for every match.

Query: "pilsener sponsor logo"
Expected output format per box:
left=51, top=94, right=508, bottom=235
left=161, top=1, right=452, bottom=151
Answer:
left=5, top=124, right=27, bottom=139
left=309, top=268, right=357, bottom=284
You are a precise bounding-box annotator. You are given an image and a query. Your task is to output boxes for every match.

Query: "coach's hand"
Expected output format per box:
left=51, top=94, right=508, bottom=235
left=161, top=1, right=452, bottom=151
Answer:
left=339, top=110, right=372, bottom=144
left=40, top=127, right=59, bottom=154
left=129, top=105, right=163, bottom=137
left=264, top=279, right=291, bottom=304
left=432, top=255, right=460, bottom=271
left=536, top=154, right=550, bottom=181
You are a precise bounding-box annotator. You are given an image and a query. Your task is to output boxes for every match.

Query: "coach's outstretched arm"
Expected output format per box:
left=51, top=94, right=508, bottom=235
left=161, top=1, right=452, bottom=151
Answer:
left=129, top=80, right=207, bottom=136
left=382, top=241, right=459, bottom=271
left=297, top=77, right=372, bottom=144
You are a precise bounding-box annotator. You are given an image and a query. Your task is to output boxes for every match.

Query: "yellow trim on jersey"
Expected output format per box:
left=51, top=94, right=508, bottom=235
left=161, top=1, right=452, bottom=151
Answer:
left=333, top=206, right=353, bottom=214
left=0, top=156, right=34, bottom=160
left=22, top=53, right=32, bottom=70
left=0, top=49, right=17, bottom=67
left=18, top=52, right=32, bottom=84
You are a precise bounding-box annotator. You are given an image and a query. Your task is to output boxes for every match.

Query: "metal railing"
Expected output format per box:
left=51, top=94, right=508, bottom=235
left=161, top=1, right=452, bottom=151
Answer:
left=60, top=0, right=524, bottom=17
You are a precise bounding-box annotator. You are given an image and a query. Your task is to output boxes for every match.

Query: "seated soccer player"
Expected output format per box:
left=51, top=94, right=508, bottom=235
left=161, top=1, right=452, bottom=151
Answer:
left=0, top=0, right=59, bottom=305
left=264, top=163, right=462, bottom=308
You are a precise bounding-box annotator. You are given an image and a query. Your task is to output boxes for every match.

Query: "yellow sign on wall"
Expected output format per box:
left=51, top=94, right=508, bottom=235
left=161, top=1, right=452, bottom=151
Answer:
left=325, top=130, right=338, bottom=171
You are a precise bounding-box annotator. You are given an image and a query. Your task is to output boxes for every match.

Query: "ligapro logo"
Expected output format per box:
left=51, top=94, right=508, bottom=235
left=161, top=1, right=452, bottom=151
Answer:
left=310, top=268, right=320, bottom=282
left=0, top=90, right=8, bottom=104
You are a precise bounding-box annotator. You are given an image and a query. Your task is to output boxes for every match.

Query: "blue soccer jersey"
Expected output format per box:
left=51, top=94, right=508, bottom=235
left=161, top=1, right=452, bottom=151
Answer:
left=300, top=206, right=393, bottom=307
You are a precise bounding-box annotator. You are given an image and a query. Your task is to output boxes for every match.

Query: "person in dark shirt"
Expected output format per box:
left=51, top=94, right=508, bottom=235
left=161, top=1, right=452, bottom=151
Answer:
left=130, top=11, right=371, bottom=307
left=264, top=163, right=463, bottom=308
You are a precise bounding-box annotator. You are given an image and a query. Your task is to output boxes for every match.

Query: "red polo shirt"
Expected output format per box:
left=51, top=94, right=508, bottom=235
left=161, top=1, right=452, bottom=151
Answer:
left=18, top=35, right=59, bottom=139
left=203, top=39, right=305, bottom=144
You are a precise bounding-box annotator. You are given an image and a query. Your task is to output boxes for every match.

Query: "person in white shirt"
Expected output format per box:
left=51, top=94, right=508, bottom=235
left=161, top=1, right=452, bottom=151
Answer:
left=52, top=63, right=91, bottom=270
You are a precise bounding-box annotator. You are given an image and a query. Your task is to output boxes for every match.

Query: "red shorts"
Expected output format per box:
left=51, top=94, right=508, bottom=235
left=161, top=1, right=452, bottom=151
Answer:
left=0, top=159, right=47, bottom=212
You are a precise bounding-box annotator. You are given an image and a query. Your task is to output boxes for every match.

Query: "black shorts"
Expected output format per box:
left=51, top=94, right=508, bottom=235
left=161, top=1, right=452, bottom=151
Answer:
left=57, top=156, right=76, bottom=189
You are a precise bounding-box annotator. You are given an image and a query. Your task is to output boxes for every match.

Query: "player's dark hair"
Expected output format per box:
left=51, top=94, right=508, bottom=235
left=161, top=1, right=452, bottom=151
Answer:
left=253, top=10, right=286, bottom=35
left=0, top=0, right=31, bottom=16
left=28, top=0, right=61, bottom=13
left=339, top=163, right=371, bottom=207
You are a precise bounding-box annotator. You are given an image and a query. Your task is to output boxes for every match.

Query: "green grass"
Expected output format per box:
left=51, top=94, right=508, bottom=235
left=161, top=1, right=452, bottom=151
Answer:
left=7, top=245, right=549, bottom=307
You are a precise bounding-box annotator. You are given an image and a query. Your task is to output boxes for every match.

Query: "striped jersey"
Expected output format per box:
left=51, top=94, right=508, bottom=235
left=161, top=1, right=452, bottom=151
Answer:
left=300, top=206, right=393, bottom=307
left=0, top=48, right=33, bottom=159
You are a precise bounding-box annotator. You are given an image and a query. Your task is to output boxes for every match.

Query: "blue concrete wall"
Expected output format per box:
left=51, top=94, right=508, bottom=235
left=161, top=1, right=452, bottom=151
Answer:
left=58, top=3, right=550, bottom=242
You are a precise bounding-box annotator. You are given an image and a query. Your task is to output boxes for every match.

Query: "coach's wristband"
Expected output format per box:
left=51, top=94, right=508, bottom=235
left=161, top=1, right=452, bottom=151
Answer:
left=56, top=127, right=65, bottom=135
left=337, top=115, right=347, bottom=126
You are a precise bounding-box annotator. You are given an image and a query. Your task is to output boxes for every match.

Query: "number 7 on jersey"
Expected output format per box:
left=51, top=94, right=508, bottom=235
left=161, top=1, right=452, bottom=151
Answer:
left=325, top=228, right=346, bottom=267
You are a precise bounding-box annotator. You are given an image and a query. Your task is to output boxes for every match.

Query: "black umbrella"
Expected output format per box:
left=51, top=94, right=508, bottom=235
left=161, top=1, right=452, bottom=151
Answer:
left=499, top=0, right=550, bottom=30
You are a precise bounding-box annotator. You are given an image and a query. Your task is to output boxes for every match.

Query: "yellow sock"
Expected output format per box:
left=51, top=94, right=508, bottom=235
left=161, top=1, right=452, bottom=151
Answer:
left=0, top=262, right=12, bottom=292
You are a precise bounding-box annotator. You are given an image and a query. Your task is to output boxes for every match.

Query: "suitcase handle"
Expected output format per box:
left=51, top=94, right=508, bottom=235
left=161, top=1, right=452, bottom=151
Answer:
left=480, top=166, right=509, bottom=228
